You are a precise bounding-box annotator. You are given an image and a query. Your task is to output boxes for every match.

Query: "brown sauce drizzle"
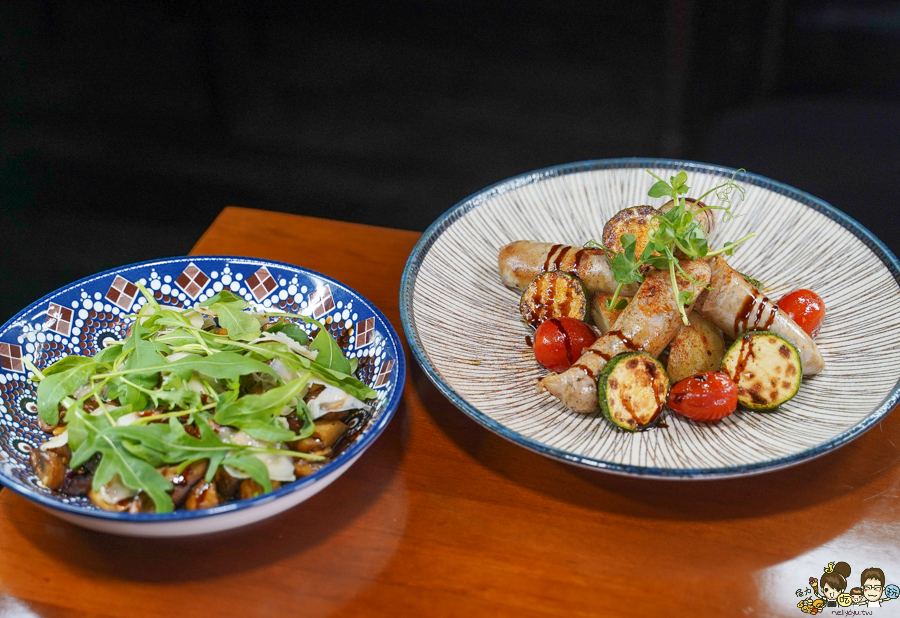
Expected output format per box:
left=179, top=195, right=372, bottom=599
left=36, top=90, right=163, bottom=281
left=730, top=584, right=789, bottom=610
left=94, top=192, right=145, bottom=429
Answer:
left=524, top=335, right=533, bottom=347
left=521, top=274, right=583, bottom=328
left=544, top=318, right=576, bottom=366
left=606, top=330, right=639, bottom=351
left=542, top=244, right=565, bottom=271
left=734, top=294, right=755, bottom=334
left=734, top=290, right=779, bottom=334
left=621, top=395, right=641, bottom=427
left=761, top=304, right=778, bottom=329
left=732, top=335, right=756, bottom=377
left=573, top=348, right=611, bottom=379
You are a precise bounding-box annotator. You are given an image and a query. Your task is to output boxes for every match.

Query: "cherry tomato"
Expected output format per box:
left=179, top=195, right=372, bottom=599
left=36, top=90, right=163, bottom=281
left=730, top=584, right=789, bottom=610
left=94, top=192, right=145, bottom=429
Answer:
left=667, top=371, right=738, bottom=422
left=533, top=317, right=598, bottom=373
left=777, top=289, right=826, bottom=338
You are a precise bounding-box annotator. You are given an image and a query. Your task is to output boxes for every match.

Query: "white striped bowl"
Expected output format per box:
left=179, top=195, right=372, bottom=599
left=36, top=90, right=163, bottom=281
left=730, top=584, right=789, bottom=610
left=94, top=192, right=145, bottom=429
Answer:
left=400, top=159, right=900, bottom=478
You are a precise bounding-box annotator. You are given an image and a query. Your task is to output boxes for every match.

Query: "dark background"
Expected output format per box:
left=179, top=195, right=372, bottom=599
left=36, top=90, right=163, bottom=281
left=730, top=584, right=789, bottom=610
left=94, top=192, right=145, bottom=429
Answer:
left=3, top=0, right=899, bottom=323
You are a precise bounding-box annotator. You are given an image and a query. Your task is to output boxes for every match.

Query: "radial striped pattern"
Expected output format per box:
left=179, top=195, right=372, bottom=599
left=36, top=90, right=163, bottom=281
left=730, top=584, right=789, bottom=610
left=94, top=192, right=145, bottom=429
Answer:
left=401, top=159, right=900, bottom=477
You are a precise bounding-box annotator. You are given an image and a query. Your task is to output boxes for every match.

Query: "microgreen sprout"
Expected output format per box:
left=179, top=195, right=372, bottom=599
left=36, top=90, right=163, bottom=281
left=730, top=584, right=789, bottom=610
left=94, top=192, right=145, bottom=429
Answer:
left=598, top=169, right=754, bottom=324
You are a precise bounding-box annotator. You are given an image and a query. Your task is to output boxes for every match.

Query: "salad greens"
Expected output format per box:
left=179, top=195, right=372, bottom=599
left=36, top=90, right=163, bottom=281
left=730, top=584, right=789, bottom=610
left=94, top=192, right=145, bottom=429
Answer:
left=590, top=169, right=753, bottom=324
left=26, top=286, right=376, bottom=513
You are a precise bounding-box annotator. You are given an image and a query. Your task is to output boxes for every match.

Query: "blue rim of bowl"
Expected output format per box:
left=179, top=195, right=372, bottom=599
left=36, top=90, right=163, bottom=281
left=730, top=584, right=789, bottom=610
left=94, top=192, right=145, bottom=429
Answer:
left=0, top=255, right=405, bottom=521
left=399, top=157, right=900, bottom=479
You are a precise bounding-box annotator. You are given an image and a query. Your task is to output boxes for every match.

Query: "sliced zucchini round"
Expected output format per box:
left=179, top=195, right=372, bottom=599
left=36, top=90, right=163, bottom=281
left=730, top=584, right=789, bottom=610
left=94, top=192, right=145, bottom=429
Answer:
left=602, top=206, right=660, bottom=258
left=519, top=271, right=589, bottom=329
left=720, top=330, right=801, bottom=411
left=597, top=352, right=669, bottom=431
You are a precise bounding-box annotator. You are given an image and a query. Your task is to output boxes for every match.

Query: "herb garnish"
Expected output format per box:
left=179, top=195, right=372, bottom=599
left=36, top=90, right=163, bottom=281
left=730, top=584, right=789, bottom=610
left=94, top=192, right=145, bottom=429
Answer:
left=590, top=169, right=753, bottom=324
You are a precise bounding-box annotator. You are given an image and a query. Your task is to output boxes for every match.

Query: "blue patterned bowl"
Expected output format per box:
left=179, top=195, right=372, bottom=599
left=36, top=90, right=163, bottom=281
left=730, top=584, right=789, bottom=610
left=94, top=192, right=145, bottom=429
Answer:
left=0, top=256, right=404, bottom=536
left=400, top=158, right=900, bottom=478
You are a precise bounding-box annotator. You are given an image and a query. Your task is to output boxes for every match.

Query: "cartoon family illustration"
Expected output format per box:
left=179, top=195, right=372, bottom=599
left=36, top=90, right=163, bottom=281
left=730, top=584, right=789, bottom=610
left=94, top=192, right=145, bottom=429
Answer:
left=796, top=562, right=898, bottom=614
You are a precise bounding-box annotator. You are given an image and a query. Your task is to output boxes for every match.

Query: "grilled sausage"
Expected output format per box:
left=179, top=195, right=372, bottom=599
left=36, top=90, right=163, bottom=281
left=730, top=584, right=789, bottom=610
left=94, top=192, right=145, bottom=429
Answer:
left=540, top=259, right=712, bottom=413
left=694, top=256, right=824, bottom=375
left=499, top=241, right=638, bottom=296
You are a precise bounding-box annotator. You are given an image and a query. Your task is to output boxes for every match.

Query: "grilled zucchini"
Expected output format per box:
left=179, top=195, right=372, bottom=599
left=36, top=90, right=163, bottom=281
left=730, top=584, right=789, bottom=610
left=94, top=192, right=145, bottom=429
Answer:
left=602, top=206, right=660, bottom=259
left=597, top=352, right=669, bottom=431
left=519, top=271, right=589, bottom=329
left=720, top=331, right=801, bottom=410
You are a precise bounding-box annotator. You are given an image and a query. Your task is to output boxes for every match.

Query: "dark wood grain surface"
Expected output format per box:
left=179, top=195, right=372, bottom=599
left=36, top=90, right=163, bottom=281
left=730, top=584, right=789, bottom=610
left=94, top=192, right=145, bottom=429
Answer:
left=0, top=207, right=897, bottom=617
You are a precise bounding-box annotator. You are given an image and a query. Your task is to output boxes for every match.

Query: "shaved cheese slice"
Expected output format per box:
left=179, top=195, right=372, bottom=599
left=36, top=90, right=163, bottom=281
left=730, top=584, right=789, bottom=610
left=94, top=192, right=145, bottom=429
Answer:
left=40, top=429, right=68, bottom=450
left=306, top=380, right=370, bottom=419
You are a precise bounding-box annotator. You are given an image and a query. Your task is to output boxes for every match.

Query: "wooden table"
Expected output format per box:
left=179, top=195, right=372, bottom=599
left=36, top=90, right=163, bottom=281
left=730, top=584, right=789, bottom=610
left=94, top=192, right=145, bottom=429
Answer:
left=1, top=207, right=898, bottom=617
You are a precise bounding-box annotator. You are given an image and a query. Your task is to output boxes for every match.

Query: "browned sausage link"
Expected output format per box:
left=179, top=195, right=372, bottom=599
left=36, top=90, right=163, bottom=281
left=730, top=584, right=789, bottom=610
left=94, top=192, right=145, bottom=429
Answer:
left=541, top=259, right=712, bottom=413
left=694, top=256, right=823, bottom=375
left=498, top=241, right=638, bottom=296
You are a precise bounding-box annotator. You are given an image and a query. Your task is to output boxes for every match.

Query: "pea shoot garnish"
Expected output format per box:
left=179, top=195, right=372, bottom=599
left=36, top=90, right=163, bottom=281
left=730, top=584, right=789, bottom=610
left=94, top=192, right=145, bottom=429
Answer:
left=590, top=169, right=753, bottom=324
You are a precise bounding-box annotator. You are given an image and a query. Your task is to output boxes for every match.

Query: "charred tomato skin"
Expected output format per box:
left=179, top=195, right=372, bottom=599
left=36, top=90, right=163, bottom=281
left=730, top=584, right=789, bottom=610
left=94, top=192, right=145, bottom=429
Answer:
left=533, top=317, right=598, bottom=373
left=667, top=371, right=738, bottom=422
left=777, top=289, right=825, bottom=338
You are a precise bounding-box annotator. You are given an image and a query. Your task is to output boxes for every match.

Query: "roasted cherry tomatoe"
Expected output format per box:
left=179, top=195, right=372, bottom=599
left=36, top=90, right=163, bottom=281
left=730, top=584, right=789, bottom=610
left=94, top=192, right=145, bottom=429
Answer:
left=777, top=289, right=825, bottom=338
left=667, top=371, right=738, bottom=422
left=532, top=317, right=598, bottom=373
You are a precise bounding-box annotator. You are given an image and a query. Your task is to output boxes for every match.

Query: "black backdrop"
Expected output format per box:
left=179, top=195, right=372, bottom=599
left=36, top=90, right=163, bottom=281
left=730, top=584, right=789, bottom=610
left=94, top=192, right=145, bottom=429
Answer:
left=3, top=0, right=899, bottom=322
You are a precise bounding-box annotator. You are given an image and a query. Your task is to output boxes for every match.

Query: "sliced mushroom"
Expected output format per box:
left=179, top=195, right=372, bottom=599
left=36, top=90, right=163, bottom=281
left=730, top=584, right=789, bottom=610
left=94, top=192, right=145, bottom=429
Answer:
left=185, top=482, right=221, bottom=510
left=214, top=467, right=241, bottom=500
left=294, top=461, right=326, bottom=478
left=29, top=449, right=67, bottom=490
left=313, top=420, right=349, bottom=449
left=158, top=460, right=209, bottom=507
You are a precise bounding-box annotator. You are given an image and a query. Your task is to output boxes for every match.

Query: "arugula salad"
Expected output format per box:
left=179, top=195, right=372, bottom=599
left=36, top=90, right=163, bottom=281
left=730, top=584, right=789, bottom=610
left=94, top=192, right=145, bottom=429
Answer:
left=26, top=286, right=376, bottom=514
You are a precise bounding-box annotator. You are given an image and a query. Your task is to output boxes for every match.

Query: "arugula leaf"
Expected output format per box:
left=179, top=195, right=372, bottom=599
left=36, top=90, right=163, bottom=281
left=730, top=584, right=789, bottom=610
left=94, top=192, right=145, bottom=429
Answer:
left=67, top=406, right=112, bottom=468
left=37, top=357, right=98, bottom=425
left=211, top=299, right=262, bottom=341
left=106, top=351, right=278, bottom=382
left=200, top=290, right=244, bottom=307
left=92, top=436, right=174, bottom=513
left=93, top=343, right=124, bottom=366
left=119, top=321, right=172, bottom=409
left=223, top=455, right=272, bottom=493
left=215, top=376, right=309, bottom=427
left=310, top=326, right=352, bottom=374
left=266, top=321, right=310, bottom=345
left=226, top=420, right=297, bottom=443
left=148, top=387, right=202, bottom=410
left=274, top=350, right=376, bottom=401
left=113, top=416, right=232, bottom=475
